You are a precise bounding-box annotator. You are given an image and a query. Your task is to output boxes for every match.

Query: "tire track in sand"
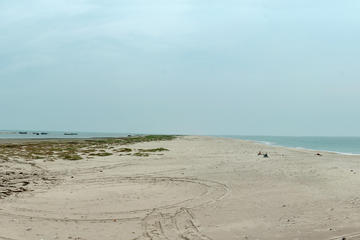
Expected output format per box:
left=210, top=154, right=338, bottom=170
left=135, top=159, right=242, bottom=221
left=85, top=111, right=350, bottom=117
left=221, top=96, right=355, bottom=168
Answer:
left=139, top=208, right=212, bottom=240
left=0, top=176, right=229, bottom=224
left=329, top=232, right=360, bottom=240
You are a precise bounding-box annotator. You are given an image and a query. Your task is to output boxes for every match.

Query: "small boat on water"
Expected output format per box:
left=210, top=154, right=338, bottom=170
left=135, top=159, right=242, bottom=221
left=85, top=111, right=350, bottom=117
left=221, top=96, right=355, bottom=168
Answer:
left=41, top=132, right=48, bottom=135
left=64, top=133, right=78, bottom=136
left=18, top=132, right=28, bottom=134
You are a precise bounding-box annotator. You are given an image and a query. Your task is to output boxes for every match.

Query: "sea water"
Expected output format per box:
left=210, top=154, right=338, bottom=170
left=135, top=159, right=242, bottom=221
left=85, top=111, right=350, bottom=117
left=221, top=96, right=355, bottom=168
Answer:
left=221, top=136, right=360, bottom=155
left=0, top=130, right=129, bottom=139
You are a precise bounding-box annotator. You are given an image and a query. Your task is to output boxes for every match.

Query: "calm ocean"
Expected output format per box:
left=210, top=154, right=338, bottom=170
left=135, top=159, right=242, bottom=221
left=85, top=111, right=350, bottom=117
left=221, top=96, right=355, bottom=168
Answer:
left=0, top=130, right=129, bottom=139
left=221, top=136, right=360, bottom=155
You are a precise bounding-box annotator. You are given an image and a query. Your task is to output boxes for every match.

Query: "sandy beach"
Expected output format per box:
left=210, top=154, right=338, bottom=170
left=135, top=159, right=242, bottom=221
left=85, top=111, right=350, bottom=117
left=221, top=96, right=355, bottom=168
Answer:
left=1, top=136, right=360, bottom=240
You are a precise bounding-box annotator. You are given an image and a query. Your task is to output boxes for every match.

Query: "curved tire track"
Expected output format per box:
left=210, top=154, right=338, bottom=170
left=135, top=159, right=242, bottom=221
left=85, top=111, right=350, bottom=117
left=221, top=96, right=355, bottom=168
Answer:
left=0, top=176, right=229, bottom=224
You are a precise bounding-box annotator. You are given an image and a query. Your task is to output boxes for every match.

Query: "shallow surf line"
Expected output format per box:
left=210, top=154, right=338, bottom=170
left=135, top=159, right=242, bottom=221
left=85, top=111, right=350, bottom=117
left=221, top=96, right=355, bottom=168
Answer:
left=217, top=135, right=360, bottom=156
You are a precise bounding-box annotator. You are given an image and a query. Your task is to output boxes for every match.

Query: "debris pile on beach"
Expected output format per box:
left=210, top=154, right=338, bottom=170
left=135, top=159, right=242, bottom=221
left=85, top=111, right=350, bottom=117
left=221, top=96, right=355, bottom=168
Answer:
left=0, top=169, right=54, bottom=199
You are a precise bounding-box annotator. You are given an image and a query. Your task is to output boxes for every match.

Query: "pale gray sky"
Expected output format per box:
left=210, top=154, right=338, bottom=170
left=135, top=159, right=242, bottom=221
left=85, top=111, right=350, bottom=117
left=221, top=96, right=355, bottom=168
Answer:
left=1, top=0, right=360, bottom=136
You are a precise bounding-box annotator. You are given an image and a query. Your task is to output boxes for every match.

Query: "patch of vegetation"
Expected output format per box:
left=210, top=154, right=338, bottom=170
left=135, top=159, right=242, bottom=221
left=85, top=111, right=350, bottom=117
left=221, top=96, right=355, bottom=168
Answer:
left=117, top=148, right=132, bottom=152
left=133, top=152, right=150, bottom=157
left=123, top=135, right=176, bottom=144
left=2, top=144, right=19, bottom=148
left=60, top=154, right=82, bottom=161
left=80, top=149, right=97, bottom=154
left=0, top=135, right=176, bottom=162
left=83, top=135, right=176, bottom=145
left=138, top=148, right=169, bottom=152
left=89, top=152, right=113, bottom=157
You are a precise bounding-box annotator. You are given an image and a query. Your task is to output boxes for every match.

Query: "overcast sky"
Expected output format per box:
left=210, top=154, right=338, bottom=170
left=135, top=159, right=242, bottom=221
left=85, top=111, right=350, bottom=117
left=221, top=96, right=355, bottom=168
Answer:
left=1, top=0, right=360, bottom=136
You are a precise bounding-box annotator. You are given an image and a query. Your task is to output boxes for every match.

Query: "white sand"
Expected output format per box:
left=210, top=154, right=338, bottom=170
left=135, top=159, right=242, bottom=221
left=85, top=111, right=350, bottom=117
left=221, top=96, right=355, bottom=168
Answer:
left=1, top=136, right=360, bottom=240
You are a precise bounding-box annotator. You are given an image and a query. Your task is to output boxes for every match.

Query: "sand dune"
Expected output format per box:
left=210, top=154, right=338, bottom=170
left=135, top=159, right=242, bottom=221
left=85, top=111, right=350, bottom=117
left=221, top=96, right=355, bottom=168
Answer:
left=1, top=136, right=360, bottom=240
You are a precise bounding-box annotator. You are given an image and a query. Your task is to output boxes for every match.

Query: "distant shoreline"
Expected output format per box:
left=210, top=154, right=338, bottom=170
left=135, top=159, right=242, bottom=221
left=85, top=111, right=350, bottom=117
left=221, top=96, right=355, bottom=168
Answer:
left=0, top=137, right=119, bottom=144
left=0, top=135, right=176, bottom=145
left=215, top=135, right=360, bottom=156
left=0, top=130, right=130, bottom=141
